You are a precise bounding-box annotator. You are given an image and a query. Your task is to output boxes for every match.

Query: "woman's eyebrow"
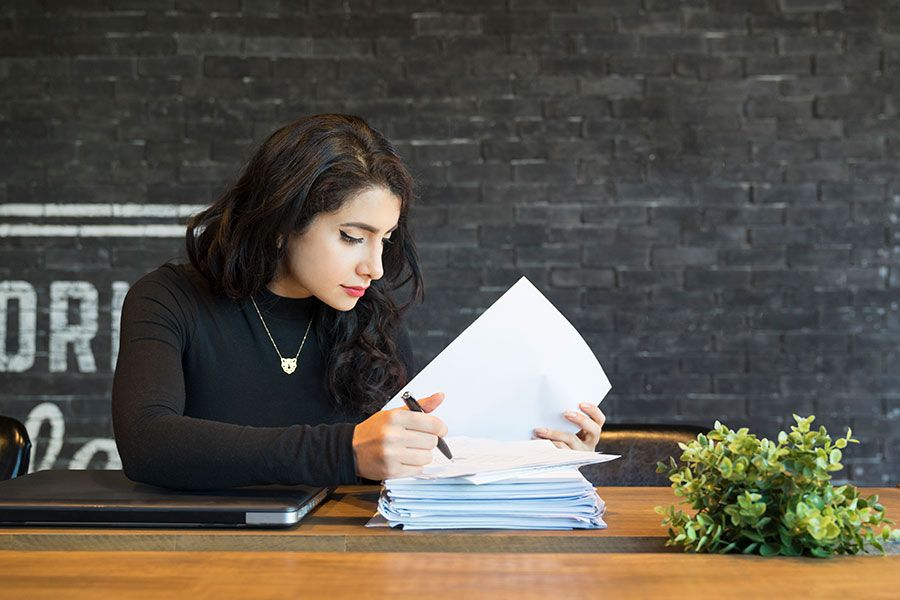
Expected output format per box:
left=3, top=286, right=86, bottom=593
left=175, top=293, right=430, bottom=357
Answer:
left=340, top=222, right=399, bottom=234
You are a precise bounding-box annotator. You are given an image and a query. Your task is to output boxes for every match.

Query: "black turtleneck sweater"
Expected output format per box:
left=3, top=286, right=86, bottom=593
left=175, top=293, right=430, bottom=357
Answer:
left=111, top=264, right=413, bottom=490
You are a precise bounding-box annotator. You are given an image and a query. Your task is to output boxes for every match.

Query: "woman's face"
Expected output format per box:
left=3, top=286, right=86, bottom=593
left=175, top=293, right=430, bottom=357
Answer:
left=269, top=185, right=402, bottom=311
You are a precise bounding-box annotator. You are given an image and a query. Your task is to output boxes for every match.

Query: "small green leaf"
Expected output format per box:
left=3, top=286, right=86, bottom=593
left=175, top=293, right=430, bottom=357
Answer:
left=743, top=531, right=765, bottom=543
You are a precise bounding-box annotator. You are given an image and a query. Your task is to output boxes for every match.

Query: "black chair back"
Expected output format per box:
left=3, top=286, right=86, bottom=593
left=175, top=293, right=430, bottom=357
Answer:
left=0, top=416, right=32, bottom=480
left=581, top=423, right=708, bottom=486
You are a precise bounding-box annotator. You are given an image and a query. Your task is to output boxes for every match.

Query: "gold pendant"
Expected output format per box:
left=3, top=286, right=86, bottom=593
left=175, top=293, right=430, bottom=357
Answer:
left=281, top=358, right=297, bottom=374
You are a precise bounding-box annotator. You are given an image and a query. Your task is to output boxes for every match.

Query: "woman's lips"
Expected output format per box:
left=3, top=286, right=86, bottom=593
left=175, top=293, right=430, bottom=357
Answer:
left=341, top=285, right=367, bottom=298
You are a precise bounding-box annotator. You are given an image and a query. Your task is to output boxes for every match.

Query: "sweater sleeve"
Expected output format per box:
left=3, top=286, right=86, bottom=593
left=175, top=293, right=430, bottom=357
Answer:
left=111, top=268, right=359, bottom=490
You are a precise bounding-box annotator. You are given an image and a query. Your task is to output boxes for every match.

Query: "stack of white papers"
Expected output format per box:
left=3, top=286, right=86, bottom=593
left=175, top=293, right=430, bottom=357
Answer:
left=370, top=437, right=618, bottom=530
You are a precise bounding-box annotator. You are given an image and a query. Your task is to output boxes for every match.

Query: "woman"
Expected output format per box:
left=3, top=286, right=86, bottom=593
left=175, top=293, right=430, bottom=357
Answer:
left=112, top=114, right=604, bottom=490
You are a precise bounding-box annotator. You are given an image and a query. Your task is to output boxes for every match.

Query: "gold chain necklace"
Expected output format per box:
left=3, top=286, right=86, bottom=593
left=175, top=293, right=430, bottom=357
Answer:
left=251, top=297, right=313, bottom=375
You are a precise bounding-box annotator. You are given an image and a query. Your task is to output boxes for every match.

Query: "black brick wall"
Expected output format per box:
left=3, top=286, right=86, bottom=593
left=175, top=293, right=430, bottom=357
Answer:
left=1, top=0, right=897, bottom=484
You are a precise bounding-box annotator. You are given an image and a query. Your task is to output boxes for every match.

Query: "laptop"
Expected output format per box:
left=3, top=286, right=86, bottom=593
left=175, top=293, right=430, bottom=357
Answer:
left=0, top=469, right=333, bottom=528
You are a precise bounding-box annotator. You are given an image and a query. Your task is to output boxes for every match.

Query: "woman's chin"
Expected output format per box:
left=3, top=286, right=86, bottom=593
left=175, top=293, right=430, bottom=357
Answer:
left=323, top=296, right=361, bottom=312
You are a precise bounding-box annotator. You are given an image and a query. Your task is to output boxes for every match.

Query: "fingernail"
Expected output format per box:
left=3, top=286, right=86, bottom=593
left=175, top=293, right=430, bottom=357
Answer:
left=564, top=411, right=576, bottom=419
left=534, top=428, right=546, bottom=435
left=579, top=403, right=591, bottom=409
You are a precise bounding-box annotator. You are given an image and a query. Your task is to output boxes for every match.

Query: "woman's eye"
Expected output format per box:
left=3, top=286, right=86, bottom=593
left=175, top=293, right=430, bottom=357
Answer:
left=340, top=230, right=364, bottom=244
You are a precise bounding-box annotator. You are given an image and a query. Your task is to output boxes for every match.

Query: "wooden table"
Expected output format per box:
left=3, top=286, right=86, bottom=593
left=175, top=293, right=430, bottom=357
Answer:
left=2, top=486, right=898, bottom=554
left=2, top=550, right=899, bottom=599
left=2, top=487, right=899, bottom=598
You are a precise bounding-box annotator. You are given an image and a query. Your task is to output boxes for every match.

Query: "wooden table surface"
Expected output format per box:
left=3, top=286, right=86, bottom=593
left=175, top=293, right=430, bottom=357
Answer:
left=3, top=550, right=899, bottom=599
left=3, top=486, right=899, bottom=598
left=2, top=486, right=898, bottom=554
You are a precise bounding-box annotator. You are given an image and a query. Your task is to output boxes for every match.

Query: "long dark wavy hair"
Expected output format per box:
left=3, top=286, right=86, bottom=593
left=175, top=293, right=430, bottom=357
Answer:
left=186, top=114, right=422, bottom=415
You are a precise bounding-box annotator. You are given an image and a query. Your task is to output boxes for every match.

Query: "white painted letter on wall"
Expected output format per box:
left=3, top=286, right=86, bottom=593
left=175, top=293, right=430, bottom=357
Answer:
left=0, top=280, right=37, bottom=372
left=70, top=439, right=122, bottom=470
left=49, top=281, right=99, bottom=373
left=25, top=402, right=65, bottom=472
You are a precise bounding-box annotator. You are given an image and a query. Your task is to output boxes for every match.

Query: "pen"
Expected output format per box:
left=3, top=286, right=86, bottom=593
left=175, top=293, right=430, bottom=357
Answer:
left=402, top=391, right=453, bottom=460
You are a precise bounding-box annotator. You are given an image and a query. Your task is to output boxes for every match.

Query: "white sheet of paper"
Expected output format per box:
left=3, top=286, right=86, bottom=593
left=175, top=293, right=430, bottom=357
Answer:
left=383, top=277, right=611, bottom=441
left=385, top=436, right=619, bottom=483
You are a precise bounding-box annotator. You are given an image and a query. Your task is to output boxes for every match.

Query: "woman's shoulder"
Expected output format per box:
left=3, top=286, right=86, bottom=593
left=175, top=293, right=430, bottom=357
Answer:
left=132, top=263, right=210, bottom=292
left=125, top=263, right=217, bottom=315
left=129, top=263, right=209, bottom=296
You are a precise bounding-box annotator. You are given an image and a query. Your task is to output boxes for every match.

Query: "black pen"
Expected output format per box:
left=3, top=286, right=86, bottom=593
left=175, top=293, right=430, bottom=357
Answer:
left=402, top=391, right=453, bottom=460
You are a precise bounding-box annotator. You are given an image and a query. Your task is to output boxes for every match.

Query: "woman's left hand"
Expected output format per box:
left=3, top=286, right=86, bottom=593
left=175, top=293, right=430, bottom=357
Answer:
left=534, top=403, right=605, bottom=452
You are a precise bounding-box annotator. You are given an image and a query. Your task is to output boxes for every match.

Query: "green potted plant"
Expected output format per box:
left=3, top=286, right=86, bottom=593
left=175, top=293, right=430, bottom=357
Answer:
left=655, top=414, right=899, bottom=557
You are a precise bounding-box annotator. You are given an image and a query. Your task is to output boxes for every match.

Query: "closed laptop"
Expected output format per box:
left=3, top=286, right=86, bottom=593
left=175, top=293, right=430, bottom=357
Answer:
left=0, top=469, right=332, bottom=528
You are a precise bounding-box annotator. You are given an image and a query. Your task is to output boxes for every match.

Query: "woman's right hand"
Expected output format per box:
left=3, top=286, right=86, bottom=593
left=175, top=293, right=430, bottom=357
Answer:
left=352, top=392, right=447, bottom=481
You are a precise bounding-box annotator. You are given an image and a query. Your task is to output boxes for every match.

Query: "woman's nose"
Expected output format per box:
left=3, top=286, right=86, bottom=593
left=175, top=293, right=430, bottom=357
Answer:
left=358, top=244, right=384, bottom=281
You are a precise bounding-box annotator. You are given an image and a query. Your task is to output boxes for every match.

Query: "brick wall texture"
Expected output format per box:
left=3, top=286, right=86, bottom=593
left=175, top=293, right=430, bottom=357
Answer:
left=1, top=0, right=898, bottom=484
